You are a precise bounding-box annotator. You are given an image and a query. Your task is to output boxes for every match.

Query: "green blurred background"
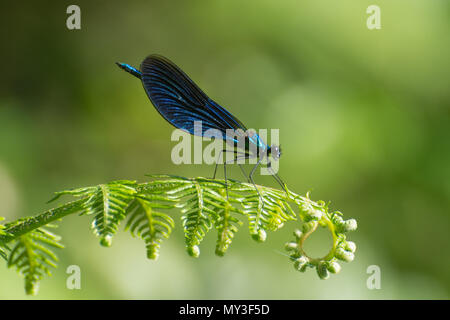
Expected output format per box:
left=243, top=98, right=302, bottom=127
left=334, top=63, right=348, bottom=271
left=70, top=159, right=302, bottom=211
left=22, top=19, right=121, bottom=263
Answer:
left=0, top=0, right=449, bottom=299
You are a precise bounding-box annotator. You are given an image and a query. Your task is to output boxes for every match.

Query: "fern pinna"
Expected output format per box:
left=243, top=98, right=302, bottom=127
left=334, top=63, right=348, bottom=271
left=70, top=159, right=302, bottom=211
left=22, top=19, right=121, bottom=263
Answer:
left=0, top=175, right=357, bottom=295
left=125, top=196, right=175, bottom=260
left=6, top=225, right=63, bottom=295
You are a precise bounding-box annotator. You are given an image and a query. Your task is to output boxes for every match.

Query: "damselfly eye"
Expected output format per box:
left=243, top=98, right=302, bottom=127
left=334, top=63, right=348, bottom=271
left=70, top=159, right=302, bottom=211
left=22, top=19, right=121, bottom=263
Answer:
left=271, top=145, right=281, bottom=160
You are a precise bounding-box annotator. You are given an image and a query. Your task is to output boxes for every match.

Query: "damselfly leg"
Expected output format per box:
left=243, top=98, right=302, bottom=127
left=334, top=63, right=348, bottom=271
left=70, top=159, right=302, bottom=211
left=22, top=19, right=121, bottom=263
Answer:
left=212, top=149, right=250, bottom=182
left=267, top=162, right=289, bottom=197
left=212, top=149, right=252, bottom=200
left=248, top=157, right=264, bottom=202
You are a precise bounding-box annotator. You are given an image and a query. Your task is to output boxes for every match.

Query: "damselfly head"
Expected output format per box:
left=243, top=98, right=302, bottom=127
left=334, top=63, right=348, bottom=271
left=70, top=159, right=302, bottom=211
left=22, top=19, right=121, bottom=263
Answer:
left=270, top=144, right=282, bottom=160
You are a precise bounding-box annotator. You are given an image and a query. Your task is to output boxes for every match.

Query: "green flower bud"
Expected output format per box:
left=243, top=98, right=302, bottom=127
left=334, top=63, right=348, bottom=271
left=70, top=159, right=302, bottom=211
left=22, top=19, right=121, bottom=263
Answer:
left=25, top=281, right=39, bottom=296
left=215, top=247, right=225, bottom=257
left=345, top=241, right=357, bottom=253
left=187, top=245, right=200, bottom=258
left=327, top=261, right=341, bottom=274
left=343, top=219, right=357, bottom=232
left=332, top=215, right=344, bottom=226
left=293, top=229, right=303, bottom=240
left=333, top=211, right=343, bottom=217
left=334, top=217, right=357, bottom=233
left=251, top=229, right=267, bottom=242
left=317, top=262, right=330, bottom=280
left=310, top=209, right=323, bottom=220
left=302, top=221, right=318, bottom=233
left=285, top=242, right=298, bottom=251
left=335, top=248, right=354, bottom=262
left=299, top=203, right=316, bottom=221
left=293, top=256, right=309, bottom=272
left=100, top=234, right=113, bottom=247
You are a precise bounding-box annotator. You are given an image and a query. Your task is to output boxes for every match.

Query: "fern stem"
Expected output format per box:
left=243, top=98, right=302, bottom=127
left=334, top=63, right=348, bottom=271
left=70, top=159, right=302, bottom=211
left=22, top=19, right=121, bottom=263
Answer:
left=0, top=199, right=86, bottom=244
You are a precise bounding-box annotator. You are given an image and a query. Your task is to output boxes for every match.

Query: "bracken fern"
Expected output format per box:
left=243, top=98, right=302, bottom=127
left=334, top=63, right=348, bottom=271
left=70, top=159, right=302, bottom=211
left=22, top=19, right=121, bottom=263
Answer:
left=0, top=175, right=357, bottom=295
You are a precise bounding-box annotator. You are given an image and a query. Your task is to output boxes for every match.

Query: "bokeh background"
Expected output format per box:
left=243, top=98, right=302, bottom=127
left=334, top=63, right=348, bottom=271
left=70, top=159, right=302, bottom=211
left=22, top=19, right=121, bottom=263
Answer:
left=0, top=0, right=449, bottom=299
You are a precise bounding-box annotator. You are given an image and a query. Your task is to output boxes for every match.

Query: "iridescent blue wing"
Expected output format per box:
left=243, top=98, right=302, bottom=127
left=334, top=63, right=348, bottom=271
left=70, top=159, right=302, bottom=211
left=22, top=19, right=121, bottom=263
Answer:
left=140, top=55, right=247, bottom=142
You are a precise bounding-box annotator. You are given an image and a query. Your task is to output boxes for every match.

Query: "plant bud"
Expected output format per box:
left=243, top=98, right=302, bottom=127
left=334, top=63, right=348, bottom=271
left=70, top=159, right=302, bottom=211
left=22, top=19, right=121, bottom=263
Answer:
left=302, top=221, right=318, bottom=233
left=285, top=242, right=298, bottom=251
left=333, top=215, right=344, bottom=226
left=335, top=248, right=354, bottom=262
left=345, top=241, right=357, bottom=253
left=187, top=245, right=200, bottom=258
left=317, top=262, right=330, bottom=279
left=294, top=256, right=309, bottom=272
left=327, top=261, right=341, bottom=274
left=252, top=229, right=267, bottom=242
left=310, top=209, right=323, bottom=220
left=343, top=219, right=357, bottom=232
left=100, top=235, right=113, bottom=247
left=293, top=229, right=303, bottom=240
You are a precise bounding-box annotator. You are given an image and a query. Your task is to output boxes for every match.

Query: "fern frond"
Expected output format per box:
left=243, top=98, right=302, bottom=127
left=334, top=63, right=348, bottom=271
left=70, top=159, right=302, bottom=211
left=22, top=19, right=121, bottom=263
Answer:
left=2, top=175, right=358, bottom=295
left=88, top=182, right=137, bottom=246
left=234, top=182, right=297, bottom=242
left=56, top=180, right=137, bottom=246
left=141, top=176, right=246, bottom=257
left=284, top=193, right=357, bottom=279
left=7, top=224, right=63, bottom=295
left=211, top=190, right=244, bottom=256
left=145, top=176, right=231, bottom=257
left=177, top=180, right=216, bottom=257
left=125, top=195, right=176, bottom=260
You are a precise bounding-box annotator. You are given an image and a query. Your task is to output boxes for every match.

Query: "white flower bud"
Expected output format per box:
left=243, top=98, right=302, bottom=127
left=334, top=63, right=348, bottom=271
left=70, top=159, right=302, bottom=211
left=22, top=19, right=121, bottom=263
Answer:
left=335, top=248, right=354, bottom=262
left=327, top=261, right=341, bottom=274
left=293, top=229, right=303, bottom=240
left=345, top=241, right=357, bottom=253
left=285, top=242, right=298, bottom=251
left=294, top=256, right=309, bottom=272
left=188, top=245, right=200, bottom=258
left=344, top=219, right=357, bottom=232
left=317, top=262, right=330, bottom=279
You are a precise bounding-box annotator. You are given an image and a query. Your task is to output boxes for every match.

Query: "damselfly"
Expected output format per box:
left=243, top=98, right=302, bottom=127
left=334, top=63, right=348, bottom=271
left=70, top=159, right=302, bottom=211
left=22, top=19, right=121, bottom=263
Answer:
left=116, top=55, right=286, bottom=198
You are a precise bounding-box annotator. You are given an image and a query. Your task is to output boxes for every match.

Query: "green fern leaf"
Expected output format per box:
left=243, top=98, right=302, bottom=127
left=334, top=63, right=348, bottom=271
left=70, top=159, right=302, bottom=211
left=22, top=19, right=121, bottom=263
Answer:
left=237, top=183, right=297, bottom=242
left=70, top=181, right=136, bottom=247
left=7, top=225, right=63, bottom=295
left=178, top=180, right=213, bottom=257
left=200, top=187, right=244, bottom=257
left=155, top=177, right=222, bottom=257
left=87, top=181, right=137, bottom=246
left=212, top=198, right=244, bottom=256
left=144, top=176, right=246, bottom=257
left=125, top=195, right=176, bottom=260
left=49, top=181, right=138, bottom=246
